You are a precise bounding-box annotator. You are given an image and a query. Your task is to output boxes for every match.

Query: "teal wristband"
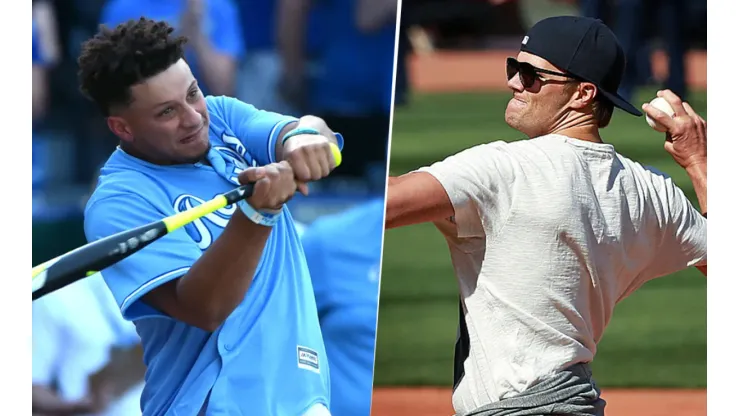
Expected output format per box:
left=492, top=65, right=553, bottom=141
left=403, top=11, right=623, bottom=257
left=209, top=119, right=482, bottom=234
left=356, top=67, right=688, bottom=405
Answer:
left=281, top=127, right=321, bottom=145
left=237, top=200, right=282, bottom=227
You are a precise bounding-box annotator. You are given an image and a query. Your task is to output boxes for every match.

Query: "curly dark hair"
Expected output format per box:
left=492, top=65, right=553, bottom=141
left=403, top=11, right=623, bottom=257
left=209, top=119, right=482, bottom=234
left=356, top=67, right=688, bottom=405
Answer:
left=78, top=18, right=187, bottom=115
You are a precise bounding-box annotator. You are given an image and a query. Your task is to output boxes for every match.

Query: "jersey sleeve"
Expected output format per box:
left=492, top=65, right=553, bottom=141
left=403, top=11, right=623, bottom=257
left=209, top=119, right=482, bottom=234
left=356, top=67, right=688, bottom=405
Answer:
left=207, top=95, right=298, bottom=165
left=208, top=0, right=245, bottom=58
left=644, top=169, right=707, bottom=278
left=84, top=193, right=204, bottom=321
left=416, top=142, right=516, bottom=239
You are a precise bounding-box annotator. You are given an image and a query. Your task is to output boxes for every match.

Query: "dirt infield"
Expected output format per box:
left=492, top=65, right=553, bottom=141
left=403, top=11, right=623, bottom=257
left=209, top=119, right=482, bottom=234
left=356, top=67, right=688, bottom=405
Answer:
left=371, top=387, right=707, bottom=416
left=409, top=50, right=707, bottom=92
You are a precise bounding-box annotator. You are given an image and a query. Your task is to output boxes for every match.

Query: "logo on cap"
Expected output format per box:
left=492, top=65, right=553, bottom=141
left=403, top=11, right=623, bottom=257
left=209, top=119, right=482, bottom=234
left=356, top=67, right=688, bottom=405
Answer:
left=522, top=36, right=529, bottom=45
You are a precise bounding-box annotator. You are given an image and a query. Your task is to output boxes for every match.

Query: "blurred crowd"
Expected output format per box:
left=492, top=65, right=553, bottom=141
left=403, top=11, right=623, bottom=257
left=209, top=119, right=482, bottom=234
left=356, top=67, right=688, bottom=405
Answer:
left=33, top=0, right=394, bottom=222
left=32, top=0, right=392, bottom=415
left=395, top=0, right=708, bottom=108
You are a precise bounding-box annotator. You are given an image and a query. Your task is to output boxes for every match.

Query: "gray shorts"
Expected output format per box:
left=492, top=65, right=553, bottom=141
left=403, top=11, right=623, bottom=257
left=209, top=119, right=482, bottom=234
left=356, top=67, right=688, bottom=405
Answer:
left=458, top=363, right=606, bottom=416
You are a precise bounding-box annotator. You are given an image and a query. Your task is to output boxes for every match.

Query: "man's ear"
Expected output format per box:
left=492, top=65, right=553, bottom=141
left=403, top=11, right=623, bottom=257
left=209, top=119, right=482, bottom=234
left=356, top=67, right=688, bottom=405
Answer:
left=106, top=116, right=134, bottom=143
left=570, top=82, right=598, bottom=111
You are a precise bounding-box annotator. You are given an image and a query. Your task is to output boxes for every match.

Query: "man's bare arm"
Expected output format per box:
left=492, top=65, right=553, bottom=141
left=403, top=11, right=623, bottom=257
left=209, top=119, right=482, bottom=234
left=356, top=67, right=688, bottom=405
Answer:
left=143, top=205, right=273, bottom=331
left=386, top=172, right=454, bottom=229
left=686, top=162, right=707, bottom=215
left=32, top=0, right=60, bottom=120
left=356, top=0, right=397, bottom=33
left=181, top=0, right=237, bottom=96
left=189, top=37, right=237, bottom=96
left=86, top=344, right=145, bottom=410
left=277, top=0, right=311, bottom=108
left=32, top=65, right=49, bottom=120
left=32, top=385, right=96, bottom=415
left=274, top=116, right=338, bottom=163
left=142, top=164, right=296, bottom=331
left=686, top=162, right=707, bottom=276
left=644, top=90, right=707, bottom=277
left=277, top=0, right=310, bottom=75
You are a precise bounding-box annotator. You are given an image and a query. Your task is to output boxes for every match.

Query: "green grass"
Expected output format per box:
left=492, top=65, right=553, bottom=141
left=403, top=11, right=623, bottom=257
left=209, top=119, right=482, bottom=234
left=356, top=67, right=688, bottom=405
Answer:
left=375, top=89, right=707, bottom=388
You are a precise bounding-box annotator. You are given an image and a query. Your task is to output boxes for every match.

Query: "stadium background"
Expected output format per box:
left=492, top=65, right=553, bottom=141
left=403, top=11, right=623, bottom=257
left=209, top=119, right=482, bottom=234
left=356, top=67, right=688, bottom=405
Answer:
left=32, top=0, right=391, bottom=413
left=374, top=0, right=707, bottom=415
left=32, top=0, right=709, bottom=414
left=32, top=0, right=390, bottom=266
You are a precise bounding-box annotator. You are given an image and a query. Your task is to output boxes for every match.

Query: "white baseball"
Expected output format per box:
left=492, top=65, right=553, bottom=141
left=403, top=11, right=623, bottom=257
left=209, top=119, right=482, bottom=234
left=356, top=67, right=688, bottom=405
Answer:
left=646, top=96, right=676, bottom=133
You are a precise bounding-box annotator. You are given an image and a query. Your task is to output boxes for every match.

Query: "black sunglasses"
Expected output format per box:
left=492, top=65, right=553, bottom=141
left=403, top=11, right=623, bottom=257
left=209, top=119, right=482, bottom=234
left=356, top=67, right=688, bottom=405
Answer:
left=506, top=57, right=579, bottom=88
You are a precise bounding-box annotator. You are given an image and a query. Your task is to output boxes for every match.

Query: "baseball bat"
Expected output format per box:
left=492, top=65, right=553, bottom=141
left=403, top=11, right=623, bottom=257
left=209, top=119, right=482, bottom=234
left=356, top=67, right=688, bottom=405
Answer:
left=31, top=184, right=254, bottom=300
left=31, top=142, right=343, bottom=300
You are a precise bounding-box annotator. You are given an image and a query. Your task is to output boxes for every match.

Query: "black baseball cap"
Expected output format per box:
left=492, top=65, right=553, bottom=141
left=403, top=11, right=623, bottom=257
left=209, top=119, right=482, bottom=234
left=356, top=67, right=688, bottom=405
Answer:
left=520, top=15, right=642, bottom=116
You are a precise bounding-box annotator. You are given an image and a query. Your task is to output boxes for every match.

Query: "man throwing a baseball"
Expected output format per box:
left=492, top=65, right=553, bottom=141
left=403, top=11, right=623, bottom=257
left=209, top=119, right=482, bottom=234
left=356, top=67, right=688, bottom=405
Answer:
left=386, top=16, right=706, bottom=416
left=82, top=18, right=342, bottom=415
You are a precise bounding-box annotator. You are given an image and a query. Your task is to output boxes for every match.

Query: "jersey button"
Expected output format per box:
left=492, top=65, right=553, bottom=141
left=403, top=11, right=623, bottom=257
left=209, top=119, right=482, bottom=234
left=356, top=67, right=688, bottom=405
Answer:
left=223, top=343, right=232, bottom=351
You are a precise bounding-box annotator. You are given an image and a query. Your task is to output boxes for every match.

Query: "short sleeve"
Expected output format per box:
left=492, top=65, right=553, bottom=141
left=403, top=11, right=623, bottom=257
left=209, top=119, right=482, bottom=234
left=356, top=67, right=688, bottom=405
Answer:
left=416, top=142, right=515, bottom=238
left=207, top=95, right=297, bottom=165
left=208, top=0, right=245, bottom=58
left=644, top=169, right=707, bottom=278
left=84, top=193, right=203, bottom=321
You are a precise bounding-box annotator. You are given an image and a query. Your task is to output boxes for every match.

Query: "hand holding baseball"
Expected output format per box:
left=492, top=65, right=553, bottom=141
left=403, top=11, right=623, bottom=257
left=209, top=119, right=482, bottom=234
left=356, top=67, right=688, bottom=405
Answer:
left=642, top=90, right=707, bottom=170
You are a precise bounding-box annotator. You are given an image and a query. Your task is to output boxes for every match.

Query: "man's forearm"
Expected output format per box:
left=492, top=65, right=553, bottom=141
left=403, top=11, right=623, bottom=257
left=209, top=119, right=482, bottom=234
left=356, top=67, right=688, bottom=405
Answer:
left=686, top=162, right=707, bottom=276
left=32, top=386, right=90, bottom=415
left=89, top=345, right=145, bottom=401
left=277, top=0, right=310, bottom=76
left=275, top=116, right=338, bottom=161
left=686, top=162, right=707, bottom=214
left=190, top=36, right=236, bottom=96
left=144, top=211, right=272, bottom=331
left=357, top=0, right=397, bottom=33
left=32, top=65, right=48, bottom=121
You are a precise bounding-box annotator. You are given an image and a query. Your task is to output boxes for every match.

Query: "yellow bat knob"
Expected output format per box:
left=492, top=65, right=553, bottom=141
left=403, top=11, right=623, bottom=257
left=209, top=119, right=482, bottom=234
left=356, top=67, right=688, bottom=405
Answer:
left=329, top=142, right=342, bottom=167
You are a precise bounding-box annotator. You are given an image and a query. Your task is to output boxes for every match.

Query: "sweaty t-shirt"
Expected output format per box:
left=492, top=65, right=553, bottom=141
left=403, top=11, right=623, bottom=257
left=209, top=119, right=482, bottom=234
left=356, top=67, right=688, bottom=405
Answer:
left=418, top=134, right=707, bottom=413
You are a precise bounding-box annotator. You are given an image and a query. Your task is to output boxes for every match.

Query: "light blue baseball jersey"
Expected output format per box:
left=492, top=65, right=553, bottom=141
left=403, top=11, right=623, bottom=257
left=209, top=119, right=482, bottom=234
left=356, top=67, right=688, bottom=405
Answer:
left=300, top=199, right=384, bottom=416
left=84, top=95, right=343, bottom=415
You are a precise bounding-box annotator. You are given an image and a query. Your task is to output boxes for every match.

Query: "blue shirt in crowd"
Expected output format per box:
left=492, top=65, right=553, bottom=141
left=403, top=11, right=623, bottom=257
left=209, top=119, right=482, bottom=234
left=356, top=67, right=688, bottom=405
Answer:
left=101, top=0, right=245, bottom=96
left=307, top=0, right=396, bottom=116
left=301, top=198, right=384, bottom=416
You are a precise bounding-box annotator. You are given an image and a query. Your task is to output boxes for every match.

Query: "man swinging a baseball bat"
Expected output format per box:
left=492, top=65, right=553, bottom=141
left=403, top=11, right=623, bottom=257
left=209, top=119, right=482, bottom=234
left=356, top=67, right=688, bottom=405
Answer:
left=385, top=16, right=707, bottom=416
left=81, top=18, right=342, bottom=416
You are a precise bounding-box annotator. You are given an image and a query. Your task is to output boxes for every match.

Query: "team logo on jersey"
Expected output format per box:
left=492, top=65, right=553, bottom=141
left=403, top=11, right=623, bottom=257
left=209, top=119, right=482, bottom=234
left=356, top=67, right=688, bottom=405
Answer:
left=220, top=133, right=259, bottom=185
left=297, top=346, right=321, bottom=374
left=171, top=134, right=258, bottom=249
left=173, top=194, right=236, bottom=250
left=221, top=133, right=249, bottom=159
